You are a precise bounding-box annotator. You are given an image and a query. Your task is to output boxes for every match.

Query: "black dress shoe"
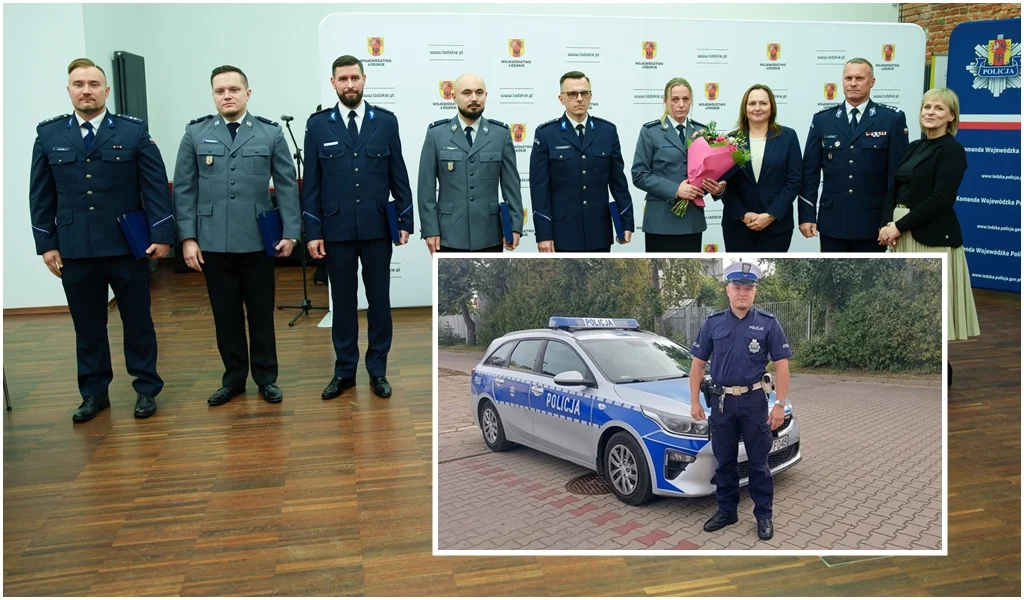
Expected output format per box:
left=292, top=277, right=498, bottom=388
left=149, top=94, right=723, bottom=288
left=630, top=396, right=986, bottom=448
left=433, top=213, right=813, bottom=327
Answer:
left=370, top=376, right=392, bottom=398
left=703, top=511, right=739, bottom=533
left=322, top=377, right=356, bottom=400
left=72, top=394, right=110, bottom=423
left=757, top=518, right=774, bottom=541
left=134, top=393, right=157, bottom=418
left=259, top=383, right=283, bottom=403
left=208, top=386, right=245, bottom=406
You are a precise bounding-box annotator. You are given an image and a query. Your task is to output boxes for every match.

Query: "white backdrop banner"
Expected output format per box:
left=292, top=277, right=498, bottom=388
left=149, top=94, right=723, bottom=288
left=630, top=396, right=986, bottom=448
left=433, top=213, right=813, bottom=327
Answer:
left=318, top=12, right=925, bottom=311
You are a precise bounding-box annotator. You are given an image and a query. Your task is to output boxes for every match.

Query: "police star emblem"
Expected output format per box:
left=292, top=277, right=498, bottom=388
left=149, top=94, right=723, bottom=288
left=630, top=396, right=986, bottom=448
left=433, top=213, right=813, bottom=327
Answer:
left=749, top=338, right=761, bottom=353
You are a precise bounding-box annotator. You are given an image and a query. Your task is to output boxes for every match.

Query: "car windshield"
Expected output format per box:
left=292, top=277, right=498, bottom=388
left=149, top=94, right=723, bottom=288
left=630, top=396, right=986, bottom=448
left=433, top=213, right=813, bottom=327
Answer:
left=577, top=336, right=696, bottom=383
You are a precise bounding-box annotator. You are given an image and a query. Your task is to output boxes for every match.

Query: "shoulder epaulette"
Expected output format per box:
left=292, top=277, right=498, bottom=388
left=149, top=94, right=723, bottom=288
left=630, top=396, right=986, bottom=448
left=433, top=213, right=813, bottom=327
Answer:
left=590, top=115, right=616, bottom=127
left=255, top=115, right=278, bottom=126
left=815, top=104, right=842, bottom=115
left=114, top=113, right=144, bottom=123
left=189, top=114, right=213, bottom=125
left=309, top=106, right=332, bottom=118
left=428, top=118, right=450, bottom=129
left=877, top=103, right=902, bottom=113
left=371, top=105, right=394, bottom=116
left=754, top=306, right=777, bottom=319
left=537, top=118, right=560, bottom=130
left=710, top=308, right=729, bottom=317
left=690, top=119, right=706, bottom=130
left=38, top=114, right=69, bottom=127
left=487, top=119, right=509, bottom=129
left=643, top=119, right=662, bottom=128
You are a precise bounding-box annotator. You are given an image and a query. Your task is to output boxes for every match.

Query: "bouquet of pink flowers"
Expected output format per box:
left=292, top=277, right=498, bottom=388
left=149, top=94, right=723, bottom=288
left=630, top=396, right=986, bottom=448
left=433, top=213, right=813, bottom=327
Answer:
left=671, top=121, right=752, bottom=218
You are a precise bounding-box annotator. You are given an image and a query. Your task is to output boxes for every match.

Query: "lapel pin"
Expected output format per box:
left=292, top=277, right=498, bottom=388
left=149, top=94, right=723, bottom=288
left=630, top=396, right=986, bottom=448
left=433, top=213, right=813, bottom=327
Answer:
left=482, top=126, right=489, bottom=134
left=246, top=120, right=252, bottom=128
left=450, top=124, right=457, bottom=132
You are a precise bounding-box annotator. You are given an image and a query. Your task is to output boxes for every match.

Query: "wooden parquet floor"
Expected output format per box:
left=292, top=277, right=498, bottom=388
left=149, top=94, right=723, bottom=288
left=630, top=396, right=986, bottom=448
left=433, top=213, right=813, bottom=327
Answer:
left=3, top=265, right=1020, bottom=596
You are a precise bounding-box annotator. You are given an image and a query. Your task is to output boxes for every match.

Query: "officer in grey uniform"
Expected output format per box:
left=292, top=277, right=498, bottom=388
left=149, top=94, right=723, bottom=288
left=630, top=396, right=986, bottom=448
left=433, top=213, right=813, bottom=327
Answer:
left=418, top=73, right=523, bottom=253
left=632, top=77, right=724, bottom=253
left=689, top=261, right=792, bottom=541
left=173, top=65, right=299, bottom=406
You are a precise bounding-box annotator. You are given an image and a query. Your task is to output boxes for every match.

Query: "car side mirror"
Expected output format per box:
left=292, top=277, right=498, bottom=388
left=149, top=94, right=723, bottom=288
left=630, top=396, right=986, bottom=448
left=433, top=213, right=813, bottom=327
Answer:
left=553, top=370, right=591, bottom=387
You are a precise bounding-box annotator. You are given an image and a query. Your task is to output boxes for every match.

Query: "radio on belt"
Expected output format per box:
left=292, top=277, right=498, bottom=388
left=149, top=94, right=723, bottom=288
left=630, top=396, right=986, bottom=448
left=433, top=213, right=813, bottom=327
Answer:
left=548, top=316, right=641, bottom=330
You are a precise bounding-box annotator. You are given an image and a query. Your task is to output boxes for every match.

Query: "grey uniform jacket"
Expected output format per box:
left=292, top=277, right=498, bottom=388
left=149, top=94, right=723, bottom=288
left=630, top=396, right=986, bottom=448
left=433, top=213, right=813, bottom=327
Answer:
left=631, top=118, right=707, bottom=236
left=173, top=112, right=299, bottom=253
left=417, top=116, right=523, bottom=250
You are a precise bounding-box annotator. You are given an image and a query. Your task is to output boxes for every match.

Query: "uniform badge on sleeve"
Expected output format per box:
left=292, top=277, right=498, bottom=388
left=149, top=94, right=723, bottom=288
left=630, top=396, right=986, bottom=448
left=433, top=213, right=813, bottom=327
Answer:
left=748, top=339, right=761, bottom=353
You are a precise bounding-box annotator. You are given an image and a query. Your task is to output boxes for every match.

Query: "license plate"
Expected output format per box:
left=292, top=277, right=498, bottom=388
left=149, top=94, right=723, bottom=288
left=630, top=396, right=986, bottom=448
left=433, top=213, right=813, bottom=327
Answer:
left=771, top=435, right=789, bottom=453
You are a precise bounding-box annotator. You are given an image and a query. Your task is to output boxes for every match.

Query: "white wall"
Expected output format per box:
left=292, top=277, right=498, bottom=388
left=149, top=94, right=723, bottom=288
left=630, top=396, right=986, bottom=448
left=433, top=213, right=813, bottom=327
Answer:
left=3, top=3, right=89, bottom=309
left=3, top=2, right=900, bottom=308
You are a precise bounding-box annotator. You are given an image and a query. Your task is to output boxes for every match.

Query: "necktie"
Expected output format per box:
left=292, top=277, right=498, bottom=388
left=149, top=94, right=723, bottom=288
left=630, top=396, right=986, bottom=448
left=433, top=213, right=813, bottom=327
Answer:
left=676, top=123, right=687, bottom=146
left=348, top=110, right=358, bottom=142
left=576, top=123, right=585, bottom=144
left=850, top=107, right=859, bottom=133
left=465, top=126, right=473, bottom=148
left=82, top=121, right=94, bottom=151
left=227, top=121, right=239, bottom=141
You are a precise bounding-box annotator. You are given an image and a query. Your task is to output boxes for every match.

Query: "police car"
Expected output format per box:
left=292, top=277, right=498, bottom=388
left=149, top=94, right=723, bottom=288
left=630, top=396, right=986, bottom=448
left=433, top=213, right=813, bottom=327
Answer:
left=469, top=317, right=801, bottom=505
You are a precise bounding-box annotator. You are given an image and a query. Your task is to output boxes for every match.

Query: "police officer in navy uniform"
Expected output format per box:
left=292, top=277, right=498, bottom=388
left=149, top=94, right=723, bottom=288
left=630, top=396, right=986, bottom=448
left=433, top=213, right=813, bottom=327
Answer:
left=418, top=73, right=523, bottom=253
left=173, top=65, right=300, bottom=406
left=303, top=55, right=414, bottom=401
left=529, top=70, right=633, bottom=252
left=30, top=58, right=174, bottom=422
left=688, top=261, right=792, bottom=541
left=799, top=58, right=909, bottom=252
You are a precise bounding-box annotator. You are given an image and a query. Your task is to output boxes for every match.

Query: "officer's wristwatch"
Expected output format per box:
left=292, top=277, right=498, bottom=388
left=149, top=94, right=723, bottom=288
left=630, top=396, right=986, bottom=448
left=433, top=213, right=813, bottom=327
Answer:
left=772, top=398, right=788, bottom=408
left=289, top=238, right=299, bottom=244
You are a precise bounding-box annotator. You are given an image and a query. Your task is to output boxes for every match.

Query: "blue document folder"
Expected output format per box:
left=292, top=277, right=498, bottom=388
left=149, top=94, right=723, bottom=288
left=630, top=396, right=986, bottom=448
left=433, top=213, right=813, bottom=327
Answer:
left=117, top=210, right=151, bottom=259
left=257, top=207, right=283, bottom=257
left=499, top=201, right=514, bottom=246
left=386, top=200, right=401, bottom=244
left=608, top=199, right=626, bottom=243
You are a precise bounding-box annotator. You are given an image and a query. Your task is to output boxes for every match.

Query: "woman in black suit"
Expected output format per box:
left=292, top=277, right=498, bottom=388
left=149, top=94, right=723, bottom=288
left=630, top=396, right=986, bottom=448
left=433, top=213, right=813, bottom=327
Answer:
left=714, top=84, right=802, bottom=252
left=878, top=88, right=980, bottom=383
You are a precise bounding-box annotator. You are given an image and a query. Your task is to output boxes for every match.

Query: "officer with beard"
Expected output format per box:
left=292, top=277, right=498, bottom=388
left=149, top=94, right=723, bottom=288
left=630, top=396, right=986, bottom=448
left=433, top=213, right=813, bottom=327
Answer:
left=302, top=54, right=414, bottom=401
left=417, top=73, right=524, bottom=253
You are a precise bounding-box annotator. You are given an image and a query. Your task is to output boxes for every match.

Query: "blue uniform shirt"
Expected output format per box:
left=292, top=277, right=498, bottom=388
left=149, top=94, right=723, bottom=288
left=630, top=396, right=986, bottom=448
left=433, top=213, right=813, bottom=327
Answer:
left=690, top=307, right=792, bottom=387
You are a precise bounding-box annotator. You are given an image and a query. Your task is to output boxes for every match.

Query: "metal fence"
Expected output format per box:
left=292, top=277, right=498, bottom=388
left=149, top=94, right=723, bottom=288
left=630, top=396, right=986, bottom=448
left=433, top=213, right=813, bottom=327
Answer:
left=662, top=301, right=813, bottom=349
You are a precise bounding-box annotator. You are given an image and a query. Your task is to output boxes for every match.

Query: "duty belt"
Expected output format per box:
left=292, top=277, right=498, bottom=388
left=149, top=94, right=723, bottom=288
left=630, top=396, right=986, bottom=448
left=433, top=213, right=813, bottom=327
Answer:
left=720, top=382, right=765, bottom=395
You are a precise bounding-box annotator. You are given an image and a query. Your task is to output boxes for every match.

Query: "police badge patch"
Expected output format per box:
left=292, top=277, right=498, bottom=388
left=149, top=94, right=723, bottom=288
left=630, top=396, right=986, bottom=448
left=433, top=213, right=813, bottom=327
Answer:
left=748, top=338, right=761, bottom=353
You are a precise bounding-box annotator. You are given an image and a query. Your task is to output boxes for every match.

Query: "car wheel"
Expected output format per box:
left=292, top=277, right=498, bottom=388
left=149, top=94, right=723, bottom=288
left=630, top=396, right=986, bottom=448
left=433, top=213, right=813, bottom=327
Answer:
left=604, top=432, right=654, bottom=506
left=479, top=399, right=513, bottom=451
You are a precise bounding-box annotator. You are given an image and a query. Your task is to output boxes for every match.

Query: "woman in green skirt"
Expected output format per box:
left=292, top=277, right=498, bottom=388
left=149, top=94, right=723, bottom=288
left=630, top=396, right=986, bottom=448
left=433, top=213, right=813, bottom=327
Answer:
left=877, top=88, right=980, bottom=384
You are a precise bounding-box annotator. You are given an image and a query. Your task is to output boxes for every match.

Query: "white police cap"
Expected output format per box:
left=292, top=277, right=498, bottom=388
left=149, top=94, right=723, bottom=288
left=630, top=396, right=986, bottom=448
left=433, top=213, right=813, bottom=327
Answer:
left=724, top=261, right=761, bottom=285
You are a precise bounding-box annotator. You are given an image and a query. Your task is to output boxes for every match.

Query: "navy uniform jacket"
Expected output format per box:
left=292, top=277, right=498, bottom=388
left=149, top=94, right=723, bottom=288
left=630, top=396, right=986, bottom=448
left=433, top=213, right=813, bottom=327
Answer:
left=529, top=114, right=634, bottom=250
left=30, top=112, right=175, bottom=258
left=302, top=102, right=414, bottom=242
left=799, top=100, right=909, bottom=240
left=690, top=307, right=792, bottom=387
left=722, top=125, right=802, bottom=235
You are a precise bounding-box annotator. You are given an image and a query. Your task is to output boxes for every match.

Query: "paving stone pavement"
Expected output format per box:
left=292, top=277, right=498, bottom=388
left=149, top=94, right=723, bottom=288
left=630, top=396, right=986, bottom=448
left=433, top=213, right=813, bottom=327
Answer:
left=436, top=353, right=943, bottom=552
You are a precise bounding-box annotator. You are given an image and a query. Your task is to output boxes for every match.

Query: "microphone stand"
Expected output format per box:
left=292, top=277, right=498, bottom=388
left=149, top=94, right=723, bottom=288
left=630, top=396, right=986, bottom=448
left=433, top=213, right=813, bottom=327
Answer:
left=277, top=115, right=327, bottom=326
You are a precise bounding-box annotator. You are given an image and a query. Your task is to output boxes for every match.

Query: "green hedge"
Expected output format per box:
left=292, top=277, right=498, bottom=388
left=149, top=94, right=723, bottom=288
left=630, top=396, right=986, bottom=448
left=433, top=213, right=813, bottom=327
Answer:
left=798, top=285, right=941, bottom=372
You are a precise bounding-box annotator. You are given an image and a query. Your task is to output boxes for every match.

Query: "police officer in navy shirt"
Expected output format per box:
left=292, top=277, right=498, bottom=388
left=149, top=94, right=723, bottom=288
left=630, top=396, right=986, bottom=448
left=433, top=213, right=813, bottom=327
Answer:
left=688, top=261, right=792, bottom=541
left=303, top=55, right=414, bottom=401
left=529, top=71, right=634, bottom=252
left=799, top=58, right=909, bottom=252
left=30, top=58, right=175, bottom=423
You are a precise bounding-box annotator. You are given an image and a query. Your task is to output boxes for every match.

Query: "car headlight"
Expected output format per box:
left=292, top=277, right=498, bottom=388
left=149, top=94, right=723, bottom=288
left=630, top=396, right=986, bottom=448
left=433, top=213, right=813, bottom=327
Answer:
left=640, top=405, right=709, bottom=437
